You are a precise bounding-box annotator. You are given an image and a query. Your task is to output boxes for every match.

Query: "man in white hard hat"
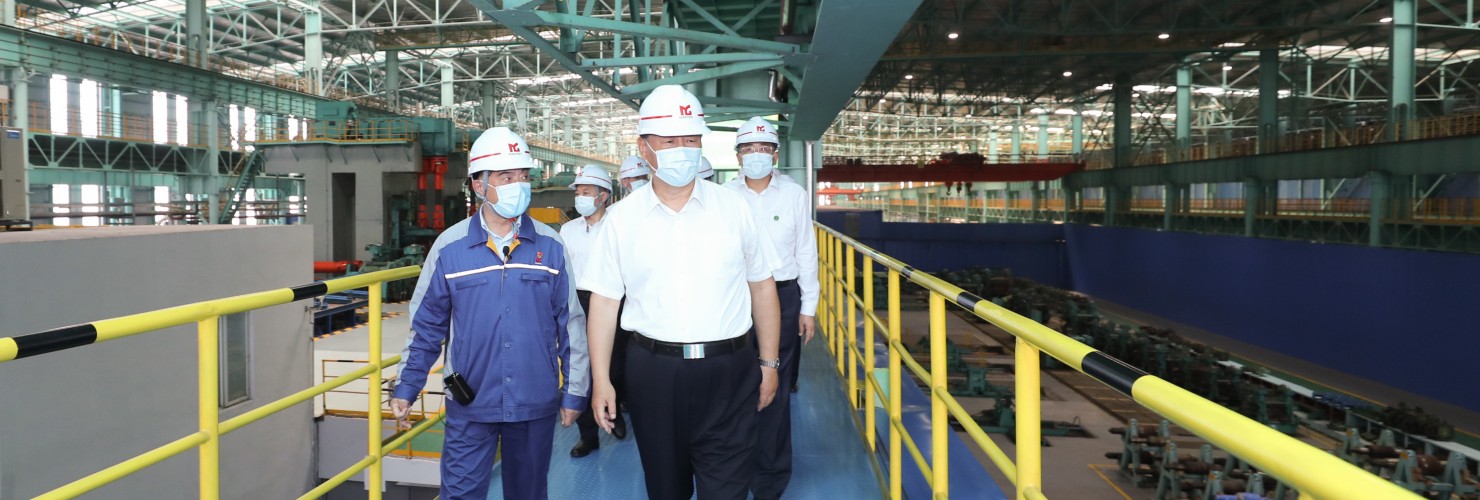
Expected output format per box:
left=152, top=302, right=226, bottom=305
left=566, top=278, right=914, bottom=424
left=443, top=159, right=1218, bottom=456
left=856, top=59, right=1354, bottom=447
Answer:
left=391, top=127, right=589, bottom=500
left=724, top=116, right=818, bottom=500
left=618, top=155, right=652, bottom=195
left=698, top=156, right=716, bottom=182
left=581, top=84, right=783, bottom=500
left=559, top=165, right=632, bottom=458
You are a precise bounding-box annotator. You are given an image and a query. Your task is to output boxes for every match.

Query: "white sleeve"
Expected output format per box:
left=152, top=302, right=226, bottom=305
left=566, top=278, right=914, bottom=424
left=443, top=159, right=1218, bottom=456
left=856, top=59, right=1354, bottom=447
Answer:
left=793, top=187, right=820, bottom=315
left=740, top=203, right=778, bottom=283
left=577, top=212, right=626, bottom=300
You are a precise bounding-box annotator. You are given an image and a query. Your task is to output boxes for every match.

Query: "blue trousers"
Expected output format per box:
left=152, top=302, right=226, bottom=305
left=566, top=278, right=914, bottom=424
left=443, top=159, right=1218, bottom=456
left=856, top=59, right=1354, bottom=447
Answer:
left=440, top=415, right=556, bottom=500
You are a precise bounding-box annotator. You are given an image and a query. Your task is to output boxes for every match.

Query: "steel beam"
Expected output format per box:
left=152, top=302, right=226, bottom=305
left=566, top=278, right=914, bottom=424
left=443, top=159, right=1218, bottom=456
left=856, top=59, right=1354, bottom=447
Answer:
left=1114, top=72, right=1132, bottom=168
left=789, top=0, right=921, bottom=140
left=1036, top=114, right=1049, bottom=159
left=0, top=25, right=321, bottom=117
left=440, top=65, right=455, bottom=108
left=619, top=60, right=784, bottom=95
left=384, top=50, right=400, bottom=110
left=582, top=52, right=782, bottom=68
left=186, top=0, right=208, bottom=69
left=1176, top=62, right=1192, bottom=157
left=1071, top=113, right=1084, bottom=154
left=495, top=9, right=800, bottom=54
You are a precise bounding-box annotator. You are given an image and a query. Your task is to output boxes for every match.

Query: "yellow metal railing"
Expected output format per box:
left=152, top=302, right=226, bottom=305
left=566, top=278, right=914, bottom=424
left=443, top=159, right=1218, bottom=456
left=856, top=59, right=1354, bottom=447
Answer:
left=814, top=223, right=1420, bottom=500
left=0, top=267, right=439, bottom=500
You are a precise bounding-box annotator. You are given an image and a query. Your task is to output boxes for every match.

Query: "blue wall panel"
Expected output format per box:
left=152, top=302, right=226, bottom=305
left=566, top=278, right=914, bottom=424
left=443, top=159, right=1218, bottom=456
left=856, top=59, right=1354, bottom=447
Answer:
left=1062, top=225, right=1480, bottom=412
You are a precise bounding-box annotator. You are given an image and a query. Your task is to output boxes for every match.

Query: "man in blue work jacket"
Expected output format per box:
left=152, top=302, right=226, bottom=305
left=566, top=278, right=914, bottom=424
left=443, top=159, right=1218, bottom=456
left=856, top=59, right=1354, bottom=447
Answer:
left=390, top=126, right=589, bottom=500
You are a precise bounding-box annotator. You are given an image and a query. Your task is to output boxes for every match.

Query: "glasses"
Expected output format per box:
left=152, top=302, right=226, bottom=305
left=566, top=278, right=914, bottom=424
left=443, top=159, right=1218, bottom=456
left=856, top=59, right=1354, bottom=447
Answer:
left=738, top=145, right=777, bottom=154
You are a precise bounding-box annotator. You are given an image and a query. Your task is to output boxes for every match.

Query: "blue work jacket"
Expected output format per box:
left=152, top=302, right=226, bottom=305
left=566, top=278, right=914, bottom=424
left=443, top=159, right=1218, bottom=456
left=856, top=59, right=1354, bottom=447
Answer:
left=393, top=212, right=589, bottom=422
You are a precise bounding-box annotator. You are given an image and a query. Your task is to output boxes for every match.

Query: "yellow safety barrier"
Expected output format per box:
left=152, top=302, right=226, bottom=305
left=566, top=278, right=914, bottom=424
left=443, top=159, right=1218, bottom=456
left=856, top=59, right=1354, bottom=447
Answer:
left=0, top=267, right=440, bottom=500
left=814, top=223, right=1420, bottom=500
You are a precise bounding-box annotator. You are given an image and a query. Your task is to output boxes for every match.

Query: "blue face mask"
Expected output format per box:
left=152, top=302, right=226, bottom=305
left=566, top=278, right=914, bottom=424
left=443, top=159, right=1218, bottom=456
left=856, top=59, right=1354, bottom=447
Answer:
left=574, top=194, right=601, bottom=217
left=645, top=139, right=702, bottom=187
left=479, top=180, right=531, bottom=219
left=629, top=179, right=649, bottom=193
left=740, top=152, right=774, bottom=180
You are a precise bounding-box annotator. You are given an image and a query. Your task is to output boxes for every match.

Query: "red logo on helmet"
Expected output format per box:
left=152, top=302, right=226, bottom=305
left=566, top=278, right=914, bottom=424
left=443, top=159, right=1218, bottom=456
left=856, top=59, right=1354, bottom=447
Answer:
left=757, top=126, right=766, bottom=132
left=508, top=143, right=521, bottom=153
left=678, top=105, right=693, bottom=116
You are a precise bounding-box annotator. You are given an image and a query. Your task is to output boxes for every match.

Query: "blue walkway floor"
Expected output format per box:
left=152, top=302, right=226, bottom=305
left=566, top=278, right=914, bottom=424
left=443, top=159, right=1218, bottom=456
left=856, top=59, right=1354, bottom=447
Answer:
left=489, top=339, right=883, bottom=499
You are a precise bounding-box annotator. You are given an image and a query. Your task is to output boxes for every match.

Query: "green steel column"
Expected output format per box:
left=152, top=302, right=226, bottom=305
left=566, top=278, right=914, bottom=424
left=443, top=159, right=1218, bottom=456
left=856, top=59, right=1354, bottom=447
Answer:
left=9, top=70, right=25, bottom=131
left=1259, top=49, right=1279, bottom=153
left=1391, top=0, right=1416, bottom=140
left=304, top=0, right=323, bottom=96
left=1011, top=119, right=1022, bottom=162
left=1243, top=178, right=1261, bottom=236
left=205, top=100, right=221, bottom=224
left=1067, top=187, right=1080, bottom=223
left=1071, top=113, right=1084, bottom=154
left=1036, top=114, right=1049, bottom=159
left=1163, top=184, right=1177, bottom=230
left=1031, top=181, right=1044, bottom=221
left=384, top=50, right=400, bottom=111
left=1, top=0, right=13, bottom=25
left=1368, top=171, right=1389, bottom=246
left=440, top=65, right=455, bottom=109
left=186, top=0, right=207, bottom=69
left=1176, top=62, right=1192, bottom=161
left=988, top=130, right=1000, bottom=162
left=481, top=81, right=496, bottom=127
left=1114, top=72, right=1132, bottom=167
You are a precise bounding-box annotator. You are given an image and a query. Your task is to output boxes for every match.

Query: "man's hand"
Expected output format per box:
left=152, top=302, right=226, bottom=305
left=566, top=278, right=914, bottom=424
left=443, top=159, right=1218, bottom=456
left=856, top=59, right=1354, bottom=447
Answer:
left=560, top=408, right=581, bottom=428
left=757, top=366, right=778, bottom=411
left=799, top=315, right=816, bottom=345
left=390, top=398, right=412, bottom=430
left=591, top=379, right=618, bottom=433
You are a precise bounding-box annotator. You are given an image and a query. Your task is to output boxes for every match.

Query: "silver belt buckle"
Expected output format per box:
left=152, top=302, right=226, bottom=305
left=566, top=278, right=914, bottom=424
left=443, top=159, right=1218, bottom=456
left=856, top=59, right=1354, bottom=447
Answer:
left=683, top=343, right=705, bottom=360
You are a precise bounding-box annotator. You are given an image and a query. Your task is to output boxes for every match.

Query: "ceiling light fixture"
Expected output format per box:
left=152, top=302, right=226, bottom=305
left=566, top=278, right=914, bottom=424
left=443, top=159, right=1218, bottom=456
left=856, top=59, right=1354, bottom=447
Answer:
left=1158, top=33, right=1170, bottom=40
left=1380, top=17, right=1393, bottom=23
left=1223, top=65, right=1233, bottom=71
left=947, top=32, right=959, bottom=39
left=904, top=74, right=914, bottom=80
left=1062, top=71, right=1073, bottom=77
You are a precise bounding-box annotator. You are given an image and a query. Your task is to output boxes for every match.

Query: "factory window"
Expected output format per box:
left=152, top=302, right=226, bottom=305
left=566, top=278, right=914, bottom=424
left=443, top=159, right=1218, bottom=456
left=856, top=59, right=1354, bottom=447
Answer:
left=79, top=79, right=98, bottom=138
left=79, top=184, right=102, bottom=226
left=288, top=115, right=299, bottom=140
left=153, top=186, right=170, bottom=225
left=228, top=105, right=240, bottom=150
left=51, top=184, right=70, bottom=225
left=175, top=95, right=188, bottom=145
left=49, top=75, right=67, bottom=135
left=219, top=312, right=252, bottom=408
left=243, top=106, right=258, bottom=150
left=152, top=91, right=168, bottom=144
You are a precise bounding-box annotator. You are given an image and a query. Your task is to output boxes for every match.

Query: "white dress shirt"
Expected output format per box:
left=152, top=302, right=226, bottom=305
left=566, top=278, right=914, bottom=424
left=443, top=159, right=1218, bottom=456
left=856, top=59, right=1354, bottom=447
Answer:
left=724, top=174, right=820, bottom=315
left=579, top=180, right=779, bottom=343
left=559, top=215, right=604, bottom=286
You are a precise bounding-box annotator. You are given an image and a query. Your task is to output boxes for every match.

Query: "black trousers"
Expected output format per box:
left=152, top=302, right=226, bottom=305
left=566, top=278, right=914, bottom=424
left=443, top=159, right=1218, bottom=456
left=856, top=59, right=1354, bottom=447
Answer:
left=751, top=280, right=802, bottom=499
left=576, top=290, right=632, bottom=443
left=626, top=335, right=760, bottom=500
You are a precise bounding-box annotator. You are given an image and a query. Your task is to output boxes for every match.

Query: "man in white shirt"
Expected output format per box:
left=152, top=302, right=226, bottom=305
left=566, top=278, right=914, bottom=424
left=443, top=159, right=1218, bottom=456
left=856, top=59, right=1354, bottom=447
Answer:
left=559, top=165, right=632, bottom=457
left=580, top=85, right=783, bottom=500
left=724, top=116, right=819, bottom=500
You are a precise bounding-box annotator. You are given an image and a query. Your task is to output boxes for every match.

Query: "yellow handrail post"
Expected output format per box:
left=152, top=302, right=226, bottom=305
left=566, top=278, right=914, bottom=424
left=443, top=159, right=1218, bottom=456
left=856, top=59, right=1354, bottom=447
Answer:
left=198, top=317, right=221, bottom=500
left=846, top=245, right=858, bottom=409
left=1015, top=337, right=1042, bottom=500
left=834, top=236, right=845, bottom=376
left=367, top=284, right=384, bottom=500
left=928, top=293, right=949, bottom=499
left=863, top=256, right=877, bottom=450
left=887, top=269, right=903, bottom=500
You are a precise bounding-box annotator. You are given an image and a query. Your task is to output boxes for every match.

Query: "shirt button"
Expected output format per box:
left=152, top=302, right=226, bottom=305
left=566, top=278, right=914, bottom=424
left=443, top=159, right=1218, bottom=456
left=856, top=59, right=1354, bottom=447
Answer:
left=505, top=412, right=512, bottom=418
left=505, top=376, right=512, bottom=383
left=504, top=342, right=512, bottom=348
left=505, top=307, right=511, bottom=313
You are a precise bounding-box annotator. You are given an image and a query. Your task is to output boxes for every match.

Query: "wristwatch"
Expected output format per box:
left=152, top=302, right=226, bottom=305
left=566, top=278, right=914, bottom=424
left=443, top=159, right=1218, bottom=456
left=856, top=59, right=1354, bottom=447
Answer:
left=758, top=357, right=782, bottom=369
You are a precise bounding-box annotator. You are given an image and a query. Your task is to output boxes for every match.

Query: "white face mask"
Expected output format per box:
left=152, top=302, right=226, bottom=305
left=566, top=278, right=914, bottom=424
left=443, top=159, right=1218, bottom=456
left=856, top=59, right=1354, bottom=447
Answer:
left=574, top=194, right=601, bottom=217
left=740, top=152, right=774, bottom=180
left=627, top=179, right=649, bottom=194
left=645, top=139, right=702, bottom=187
left=478, top=179, right=531, bottom=219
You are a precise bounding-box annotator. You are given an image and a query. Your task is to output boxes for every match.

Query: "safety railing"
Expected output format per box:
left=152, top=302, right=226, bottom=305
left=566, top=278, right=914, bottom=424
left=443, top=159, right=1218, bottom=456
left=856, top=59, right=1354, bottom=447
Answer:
left=0, top=267, right=438, bottom=499
left=256, top=118, right=420, bottom=144
left=840, top=195, right=1480, bottom=224
left=813, top=222, right=1419, bottom=499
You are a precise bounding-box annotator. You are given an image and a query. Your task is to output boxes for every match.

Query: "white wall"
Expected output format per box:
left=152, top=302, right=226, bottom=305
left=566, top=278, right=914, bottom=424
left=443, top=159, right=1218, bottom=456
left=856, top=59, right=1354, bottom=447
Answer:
left=0, top=225, right=315, bottom=499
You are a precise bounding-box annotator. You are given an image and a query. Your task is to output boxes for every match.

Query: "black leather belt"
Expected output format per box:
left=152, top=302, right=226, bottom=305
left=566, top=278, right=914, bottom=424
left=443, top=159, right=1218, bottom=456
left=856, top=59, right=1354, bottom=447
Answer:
left=633, top=332, right=750, bottom=360
left=776, top=279, right=797, bottom=289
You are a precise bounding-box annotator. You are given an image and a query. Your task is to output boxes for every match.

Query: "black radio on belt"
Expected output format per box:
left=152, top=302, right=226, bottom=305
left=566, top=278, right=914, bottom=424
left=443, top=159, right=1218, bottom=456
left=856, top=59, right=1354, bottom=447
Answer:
left=444, top=372, right=476, bottom=405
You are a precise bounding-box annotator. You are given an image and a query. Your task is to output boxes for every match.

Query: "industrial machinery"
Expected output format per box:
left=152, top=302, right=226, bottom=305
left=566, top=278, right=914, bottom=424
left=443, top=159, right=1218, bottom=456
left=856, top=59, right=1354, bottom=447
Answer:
left=0, top=126, right=30, bottom=230
left=359, top=243, right=425, bottom=302
left=947, top=395, right=1089, bottom=444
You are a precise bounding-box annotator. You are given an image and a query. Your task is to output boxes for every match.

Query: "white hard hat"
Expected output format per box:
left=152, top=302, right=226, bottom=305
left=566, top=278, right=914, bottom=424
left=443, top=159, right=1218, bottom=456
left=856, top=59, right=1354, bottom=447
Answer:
left=469, top=126, right=535, bottom=175
left=698, top=157, right=714, bottom=179
left=569, top=165, right=613, bottom=191
left=636, top=85, right=712, bottom=137
left=619, top=156, right=651, bottom=179
left=735, top=116, right=780, bottom=147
